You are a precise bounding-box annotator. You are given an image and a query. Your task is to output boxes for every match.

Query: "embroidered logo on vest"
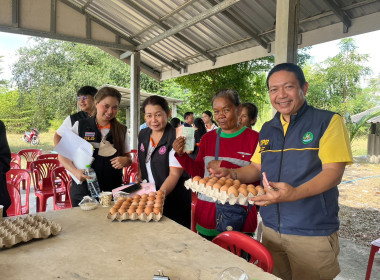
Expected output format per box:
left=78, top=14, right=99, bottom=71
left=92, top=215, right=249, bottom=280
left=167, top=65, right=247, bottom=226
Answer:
left=260, top=139, right=270, bottom=152
left=140, top=143, right=145, bottom=152
left=158, top=146, right=166, bottom=155
left=302, top=132, right=314, bottom=144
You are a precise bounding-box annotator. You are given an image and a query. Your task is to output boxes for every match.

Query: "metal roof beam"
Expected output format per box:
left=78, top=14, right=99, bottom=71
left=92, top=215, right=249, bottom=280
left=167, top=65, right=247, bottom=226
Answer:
left=0, top=25, right=132, bottom=51
left=136, top=0, right=241, bottom=51
left=12, top=0, right=19, bottom=28
left=51, top=0, right=56, bottom=33
left=323, top=0, right=351, bottom=32
left=205, top=0, right=269, bottom=51
left=122, top=0, right=216, bottom=63
left=60, top=0, right=182, bottom=72
left=131, top=0, right=198, bottom=38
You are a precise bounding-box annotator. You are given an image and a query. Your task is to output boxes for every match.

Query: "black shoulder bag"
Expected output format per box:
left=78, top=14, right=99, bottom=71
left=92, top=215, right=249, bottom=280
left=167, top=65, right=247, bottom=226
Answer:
left=214, top=129, right=251, bottom=232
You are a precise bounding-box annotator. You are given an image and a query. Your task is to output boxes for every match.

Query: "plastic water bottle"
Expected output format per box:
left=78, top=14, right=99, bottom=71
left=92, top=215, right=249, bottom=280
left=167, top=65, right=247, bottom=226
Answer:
left=85, top=165, right=101, bottom=199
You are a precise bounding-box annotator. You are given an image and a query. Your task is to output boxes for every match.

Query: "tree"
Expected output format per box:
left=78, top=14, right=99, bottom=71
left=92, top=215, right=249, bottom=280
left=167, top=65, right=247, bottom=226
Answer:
left=307, top=38, right=372, bottom=116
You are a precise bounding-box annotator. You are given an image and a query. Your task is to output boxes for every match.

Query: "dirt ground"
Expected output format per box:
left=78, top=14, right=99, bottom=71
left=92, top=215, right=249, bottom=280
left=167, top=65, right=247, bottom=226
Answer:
left=339, top=162, right=380, bottom=246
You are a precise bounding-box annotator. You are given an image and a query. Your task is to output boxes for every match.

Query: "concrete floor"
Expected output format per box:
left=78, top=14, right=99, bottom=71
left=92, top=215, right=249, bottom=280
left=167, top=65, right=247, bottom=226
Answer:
left=16, top=187, right=380, bottom=279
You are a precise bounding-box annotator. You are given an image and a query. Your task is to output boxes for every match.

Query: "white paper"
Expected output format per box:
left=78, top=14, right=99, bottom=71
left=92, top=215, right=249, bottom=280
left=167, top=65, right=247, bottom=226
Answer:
left=54, top=130, right=94, bottom=184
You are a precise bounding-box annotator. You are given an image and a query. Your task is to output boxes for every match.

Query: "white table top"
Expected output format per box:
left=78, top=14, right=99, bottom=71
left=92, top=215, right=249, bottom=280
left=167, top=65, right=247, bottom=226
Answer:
left=0, top=207, right=279, bottom=280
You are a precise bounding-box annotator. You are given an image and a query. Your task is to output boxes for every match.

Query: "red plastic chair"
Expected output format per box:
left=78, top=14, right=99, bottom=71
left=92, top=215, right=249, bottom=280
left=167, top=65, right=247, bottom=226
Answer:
left=11, top=153, right=21, bottom=166
left=212, top=231, right=274, bottom=273
left=51, top=167, right=72, bottom=210
left=123, top=162, right=138, bottom=184
left=6, top=183, right=22, bottom=216
left=18, top=149, right=42, bottom=171
left=37, top=153, right=59, bottom=160
left=6, top=169, right=31, bottom=215
left=365, top=238, right=380, bottom=280
left=10, top=162, right=20, bottom=169
left=31, top=159, right=62, bottom=212
left=191, top=192, right=198, bottom=233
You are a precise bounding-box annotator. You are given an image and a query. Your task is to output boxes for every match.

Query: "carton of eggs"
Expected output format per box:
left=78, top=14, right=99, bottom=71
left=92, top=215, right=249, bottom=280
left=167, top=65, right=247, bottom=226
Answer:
left=184, top=176, right=266, bottom=205
left=0, top=214, right=62, bottom=249
left=107, top=190, right=165, bottom=222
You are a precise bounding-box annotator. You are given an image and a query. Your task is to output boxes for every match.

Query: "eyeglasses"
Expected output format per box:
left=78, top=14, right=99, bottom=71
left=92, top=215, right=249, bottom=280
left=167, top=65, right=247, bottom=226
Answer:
left=77, top=96, right=89, bottom=101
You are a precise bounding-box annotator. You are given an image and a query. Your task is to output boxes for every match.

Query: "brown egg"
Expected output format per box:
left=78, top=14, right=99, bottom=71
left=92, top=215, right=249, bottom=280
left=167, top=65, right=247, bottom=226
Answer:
left=133, top=194, right=141, bottom=200
left=206, top=181, right=214, bottom=187
left=153, top=207, right=161, bottom=215
left=118, top=197, right=126, bottom=202
left=233, top=179, right=241, bottom=186
left=220, top=185, right=229, bottom=193
left=126, top=197, right=133, bottom=203
left=227, top=186, right=239, bottom=197
left=155, top=196, right=163, bottom=204
left=256, top=185, right=266, bottom=195
left=203, top=176, right=210, bottom=182
left=238, top=188, right=248, bottom=196
left=141, top=194, right=149, bottom=199
left=147, top=200, right=154, bottom=206
left=131, top=201, right=139, bottom=206
left=212, top=182, right=222, bottom=190
left=193, top=176, right=201, bottom=182
left=148, top=196, right=156, bottom=201
left=223, top=181, right=233, bottom=187
left=240, top=184, right=247, bottom=189
left=136, top=208, right=144, bottom=215
left=232, top=184, right=240, bottom=189
left=138, top=200, right=146, bottom=206
left=122, top=201, right=131, bottom=206
left=118, top=208, right=126, bottom=215
left=247, top=184, right=255, bottom=189
left=225, top=178, right=234, bottom=184
left=127, top=207, right=136, bottom=215
left=144, top=206, right=153, bottom=215
left=140, top=197, right=148, bottom=202
left=120, top=204, right=128, bottom=210
left=247, top=187, right=258, bottom=196
left=149, top=192, right=156, bottom=197
left=157, top=190, right=164, bottom=196
left=114, top=203, right=122, bottom=210
left=110, top=207, right=117, bottom=215
left=199, top=178, right=207, bottom=185
left=154, top=202, right=163, bottom=208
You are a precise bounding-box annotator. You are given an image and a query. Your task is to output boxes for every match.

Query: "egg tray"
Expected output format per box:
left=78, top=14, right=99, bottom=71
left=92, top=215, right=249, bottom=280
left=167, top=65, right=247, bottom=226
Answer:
left=0, top=214, right=62, bottom=249
left=107, top=192, right=165, bottom=222
left=184, top=178, right=265, bottom=206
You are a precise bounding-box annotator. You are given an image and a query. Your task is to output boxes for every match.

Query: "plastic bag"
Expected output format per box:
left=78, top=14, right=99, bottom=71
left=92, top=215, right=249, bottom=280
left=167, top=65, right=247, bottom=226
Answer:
left=78, top=196, right=99, bottom=211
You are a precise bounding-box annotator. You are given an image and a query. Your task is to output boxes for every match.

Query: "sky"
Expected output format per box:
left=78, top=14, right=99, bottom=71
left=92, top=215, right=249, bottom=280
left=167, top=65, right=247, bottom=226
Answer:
left=1, top=30, right=380, bottom=83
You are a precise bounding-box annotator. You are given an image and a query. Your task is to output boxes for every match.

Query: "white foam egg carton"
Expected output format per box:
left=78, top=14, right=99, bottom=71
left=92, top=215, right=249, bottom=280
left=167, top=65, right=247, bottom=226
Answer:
left=184, top=179, right=256, bottom=206
left=0, top=214, right=62, bottom=249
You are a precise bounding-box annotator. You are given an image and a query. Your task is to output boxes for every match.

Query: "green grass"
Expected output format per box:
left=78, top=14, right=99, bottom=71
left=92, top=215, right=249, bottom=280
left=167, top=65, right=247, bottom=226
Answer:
left=351, top=136, right=367, bottom=157
left=7, top=131, right=55, bottom=153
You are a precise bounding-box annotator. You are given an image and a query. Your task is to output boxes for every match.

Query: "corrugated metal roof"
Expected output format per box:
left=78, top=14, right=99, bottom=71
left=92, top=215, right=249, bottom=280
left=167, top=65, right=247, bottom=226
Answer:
left=63, top=0, right=380, bottom=79
left=1, top=0, right=380, bottom=80
left=351, top=106, right=380, bottom=124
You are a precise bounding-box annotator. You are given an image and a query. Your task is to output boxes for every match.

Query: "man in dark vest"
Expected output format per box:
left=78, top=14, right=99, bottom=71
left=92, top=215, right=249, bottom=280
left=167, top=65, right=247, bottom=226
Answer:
left=54, top=86, right=97, bottom=146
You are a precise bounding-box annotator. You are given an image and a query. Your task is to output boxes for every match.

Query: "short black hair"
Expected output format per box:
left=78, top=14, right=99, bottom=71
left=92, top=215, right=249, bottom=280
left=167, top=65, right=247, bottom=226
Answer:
left=242, top=103, right=258, bottom=122
left=77, top=86, right=98, bottom=97
left=184, top=112, right=194, bottom=119
left=170, top=117, right=181, bottom=128
left=142, top=95, right=170, bottom=115
left=266, top=63, right=306, bottom=89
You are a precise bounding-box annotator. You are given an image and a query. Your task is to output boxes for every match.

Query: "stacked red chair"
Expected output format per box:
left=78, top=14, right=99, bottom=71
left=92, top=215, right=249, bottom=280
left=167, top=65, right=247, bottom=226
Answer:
left=18, top=149, right=42, bottom=171
left=30, top=159, right=62, bottom=212
left=51, top=167, right=72, bottom=210
left=212, top=231, right=274, bottom=273
left=6, top=169, right=31, bottom=216
left=37, top=153, right=59, bottom=160
left=11, top=153, right=21, bottom=166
